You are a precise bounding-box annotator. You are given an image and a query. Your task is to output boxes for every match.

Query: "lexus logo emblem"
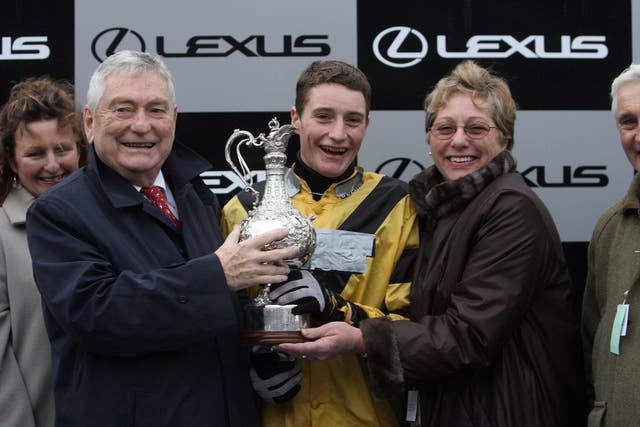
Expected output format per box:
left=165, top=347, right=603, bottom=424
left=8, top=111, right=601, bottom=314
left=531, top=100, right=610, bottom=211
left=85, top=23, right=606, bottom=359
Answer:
left=91, top=27, right=146, bottom=62
left=375, top=158, right=425, bottom=181
left=372, top=26, right=428, bottom=68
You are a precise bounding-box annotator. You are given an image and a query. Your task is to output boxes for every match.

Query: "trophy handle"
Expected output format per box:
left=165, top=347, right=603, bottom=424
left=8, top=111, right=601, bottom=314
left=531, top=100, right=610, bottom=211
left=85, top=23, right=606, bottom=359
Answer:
left=224, top=128, right=262, bottom=198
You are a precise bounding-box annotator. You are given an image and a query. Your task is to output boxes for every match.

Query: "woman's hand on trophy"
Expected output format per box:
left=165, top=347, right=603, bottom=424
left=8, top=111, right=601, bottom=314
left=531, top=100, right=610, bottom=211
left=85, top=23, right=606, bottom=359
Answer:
left=249, top=345, right=302, bottom=403
left=278, top=322, right=366, bottom=361
left=215, top=225, right=300, bottom=291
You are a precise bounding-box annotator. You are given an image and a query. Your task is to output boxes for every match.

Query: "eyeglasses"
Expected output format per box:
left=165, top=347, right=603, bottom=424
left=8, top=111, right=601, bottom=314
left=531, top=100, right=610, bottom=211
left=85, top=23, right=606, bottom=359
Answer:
left=428, top=123, right=497, bottom=140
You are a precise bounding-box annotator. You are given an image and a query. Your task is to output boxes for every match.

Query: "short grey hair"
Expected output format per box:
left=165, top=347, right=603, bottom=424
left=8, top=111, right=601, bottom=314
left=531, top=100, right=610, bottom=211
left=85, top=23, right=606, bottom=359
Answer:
left=86, top=50, right=175, bottom=111
left=611, top=63, right=640, bottom=117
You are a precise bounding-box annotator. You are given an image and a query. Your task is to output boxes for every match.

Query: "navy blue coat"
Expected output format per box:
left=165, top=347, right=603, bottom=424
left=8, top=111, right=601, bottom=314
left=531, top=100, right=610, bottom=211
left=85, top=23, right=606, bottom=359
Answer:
left=26, top=145, right=258, bottom=427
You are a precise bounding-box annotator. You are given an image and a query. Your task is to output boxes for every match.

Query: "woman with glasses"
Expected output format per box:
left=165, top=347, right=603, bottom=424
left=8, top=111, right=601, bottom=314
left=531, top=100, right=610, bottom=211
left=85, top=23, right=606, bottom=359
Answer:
left=279, top=60, right=586, bottom=427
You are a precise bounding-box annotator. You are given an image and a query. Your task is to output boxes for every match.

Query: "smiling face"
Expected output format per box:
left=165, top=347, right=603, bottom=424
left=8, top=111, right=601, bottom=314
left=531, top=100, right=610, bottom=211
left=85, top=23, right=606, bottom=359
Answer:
left=291, top=83, right=369, bottom=178
left=84, top=70, right=177, bottom=187
left=615, top=81, right=640, bottom=171
left=10, top=119, right=81, bottom=197
left=429, top=92, right=506, bottom=181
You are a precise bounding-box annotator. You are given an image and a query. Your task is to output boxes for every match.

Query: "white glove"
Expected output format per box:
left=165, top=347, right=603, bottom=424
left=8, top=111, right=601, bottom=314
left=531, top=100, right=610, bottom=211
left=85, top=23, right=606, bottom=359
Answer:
left=249, top=345, right=302, bottom=404
left=269, top=270, right=329, bottom=314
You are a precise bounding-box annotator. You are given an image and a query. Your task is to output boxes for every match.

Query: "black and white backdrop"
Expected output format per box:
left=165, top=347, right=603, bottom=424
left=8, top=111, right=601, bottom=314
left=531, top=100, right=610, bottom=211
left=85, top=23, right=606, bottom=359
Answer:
left=3, top=0, right=639, bottom=290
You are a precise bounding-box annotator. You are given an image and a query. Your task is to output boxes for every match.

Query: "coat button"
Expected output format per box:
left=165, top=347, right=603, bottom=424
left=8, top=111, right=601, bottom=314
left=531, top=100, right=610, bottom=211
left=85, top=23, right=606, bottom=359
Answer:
left=177, top=295, right=189, bottom=304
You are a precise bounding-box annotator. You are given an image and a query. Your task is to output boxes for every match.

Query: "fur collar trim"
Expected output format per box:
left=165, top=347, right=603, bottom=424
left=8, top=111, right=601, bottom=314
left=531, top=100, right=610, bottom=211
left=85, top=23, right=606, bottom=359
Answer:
left=410, top=150, right=517, bottom=220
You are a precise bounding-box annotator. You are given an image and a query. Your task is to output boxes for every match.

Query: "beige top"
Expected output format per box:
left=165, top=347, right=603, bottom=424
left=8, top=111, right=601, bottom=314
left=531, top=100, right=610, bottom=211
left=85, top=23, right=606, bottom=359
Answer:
left=0, top=186, right=54, bottom=427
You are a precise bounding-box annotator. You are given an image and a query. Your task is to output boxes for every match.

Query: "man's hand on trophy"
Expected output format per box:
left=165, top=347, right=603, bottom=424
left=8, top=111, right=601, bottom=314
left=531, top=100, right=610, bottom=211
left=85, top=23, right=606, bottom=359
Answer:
left=215, top=225, right=300, bottom=291
left=250, top=345, right=302, bottom=404
left=269, top=270, right=342, bottom=323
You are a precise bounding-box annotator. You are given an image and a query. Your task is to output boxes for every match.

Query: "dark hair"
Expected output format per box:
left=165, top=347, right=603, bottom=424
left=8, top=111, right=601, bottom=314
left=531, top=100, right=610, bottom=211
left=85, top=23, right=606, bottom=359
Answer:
left=295, top=60, right=372, bottom=115
left=424, top=61, right=517, bottom=150
left=0, top=76, right=88, bottom=203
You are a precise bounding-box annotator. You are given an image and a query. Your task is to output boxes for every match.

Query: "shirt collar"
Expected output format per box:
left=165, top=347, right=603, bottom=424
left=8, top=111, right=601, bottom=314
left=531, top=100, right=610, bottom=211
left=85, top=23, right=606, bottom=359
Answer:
left=133, top=171, right=178, bottom=212
left=132, top=170, right=168, bottom=193
left=285, top=167, right=364, bottom=199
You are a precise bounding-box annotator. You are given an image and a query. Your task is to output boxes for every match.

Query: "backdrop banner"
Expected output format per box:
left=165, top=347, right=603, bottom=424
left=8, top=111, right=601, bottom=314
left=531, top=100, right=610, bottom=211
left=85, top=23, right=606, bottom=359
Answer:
left=2, top=0, right=638, bottom=286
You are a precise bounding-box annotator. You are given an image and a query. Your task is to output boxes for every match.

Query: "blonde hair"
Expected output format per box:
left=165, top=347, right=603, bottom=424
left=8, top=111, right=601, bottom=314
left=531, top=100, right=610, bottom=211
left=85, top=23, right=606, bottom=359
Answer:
left=424, top=61, right=516, bottom=150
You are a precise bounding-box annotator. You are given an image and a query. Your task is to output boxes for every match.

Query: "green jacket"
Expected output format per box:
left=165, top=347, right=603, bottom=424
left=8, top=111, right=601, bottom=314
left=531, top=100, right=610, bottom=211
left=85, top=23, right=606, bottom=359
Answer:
left=582, top=172, right=640, bottom=426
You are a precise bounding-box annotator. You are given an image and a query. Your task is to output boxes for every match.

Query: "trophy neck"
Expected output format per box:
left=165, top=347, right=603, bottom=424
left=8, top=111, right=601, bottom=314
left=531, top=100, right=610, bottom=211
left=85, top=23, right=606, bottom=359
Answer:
left=262, top=151, right=289, bottom=206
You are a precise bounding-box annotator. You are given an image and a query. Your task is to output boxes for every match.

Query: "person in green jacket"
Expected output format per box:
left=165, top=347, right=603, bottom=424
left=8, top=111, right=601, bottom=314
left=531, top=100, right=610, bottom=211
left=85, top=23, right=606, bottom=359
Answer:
left=582, top=63, right=640, bottom=426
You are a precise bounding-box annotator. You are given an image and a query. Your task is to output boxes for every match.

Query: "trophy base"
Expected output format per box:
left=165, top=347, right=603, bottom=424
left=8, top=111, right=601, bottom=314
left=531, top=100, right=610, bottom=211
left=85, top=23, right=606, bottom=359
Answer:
left=244, top=303, right=310, bottom=345
left=242, top=330, right=309, bottom=344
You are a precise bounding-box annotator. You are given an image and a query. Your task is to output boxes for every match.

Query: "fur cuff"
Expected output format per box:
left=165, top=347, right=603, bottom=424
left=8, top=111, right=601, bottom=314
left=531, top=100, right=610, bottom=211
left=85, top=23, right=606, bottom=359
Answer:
left=360, top=317, right=405, bottom=399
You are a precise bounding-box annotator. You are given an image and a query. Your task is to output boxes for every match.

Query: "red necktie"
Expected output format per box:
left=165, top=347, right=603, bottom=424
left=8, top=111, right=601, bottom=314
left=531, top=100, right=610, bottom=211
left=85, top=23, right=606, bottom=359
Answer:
left=140, top=186, right=180, bottom=229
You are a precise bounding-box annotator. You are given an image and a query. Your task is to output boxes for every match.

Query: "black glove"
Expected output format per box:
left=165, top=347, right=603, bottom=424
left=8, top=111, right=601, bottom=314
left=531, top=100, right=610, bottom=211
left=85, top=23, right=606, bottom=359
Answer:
left=249, top=345, right=302, bottom=404
left=269, top=270, right=335, bottom=318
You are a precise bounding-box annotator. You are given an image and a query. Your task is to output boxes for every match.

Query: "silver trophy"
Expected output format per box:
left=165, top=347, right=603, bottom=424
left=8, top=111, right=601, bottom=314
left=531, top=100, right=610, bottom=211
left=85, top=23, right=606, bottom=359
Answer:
left=225, top=118, right=316, bottom=344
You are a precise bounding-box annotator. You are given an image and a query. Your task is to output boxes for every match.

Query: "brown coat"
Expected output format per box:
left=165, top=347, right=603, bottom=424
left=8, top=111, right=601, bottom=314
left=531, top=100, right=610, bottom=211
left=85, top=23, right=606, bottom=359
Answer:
left=361, top=154, right=586, bottom=427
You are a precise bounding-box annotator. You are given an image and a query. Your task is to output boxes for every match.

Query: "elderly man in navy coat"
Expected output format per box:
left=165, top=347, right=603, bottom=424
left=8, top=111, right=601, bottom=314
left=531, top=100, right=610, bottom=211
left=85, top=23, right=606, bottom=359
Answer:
left=26, top=50, right=297, bottom=427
